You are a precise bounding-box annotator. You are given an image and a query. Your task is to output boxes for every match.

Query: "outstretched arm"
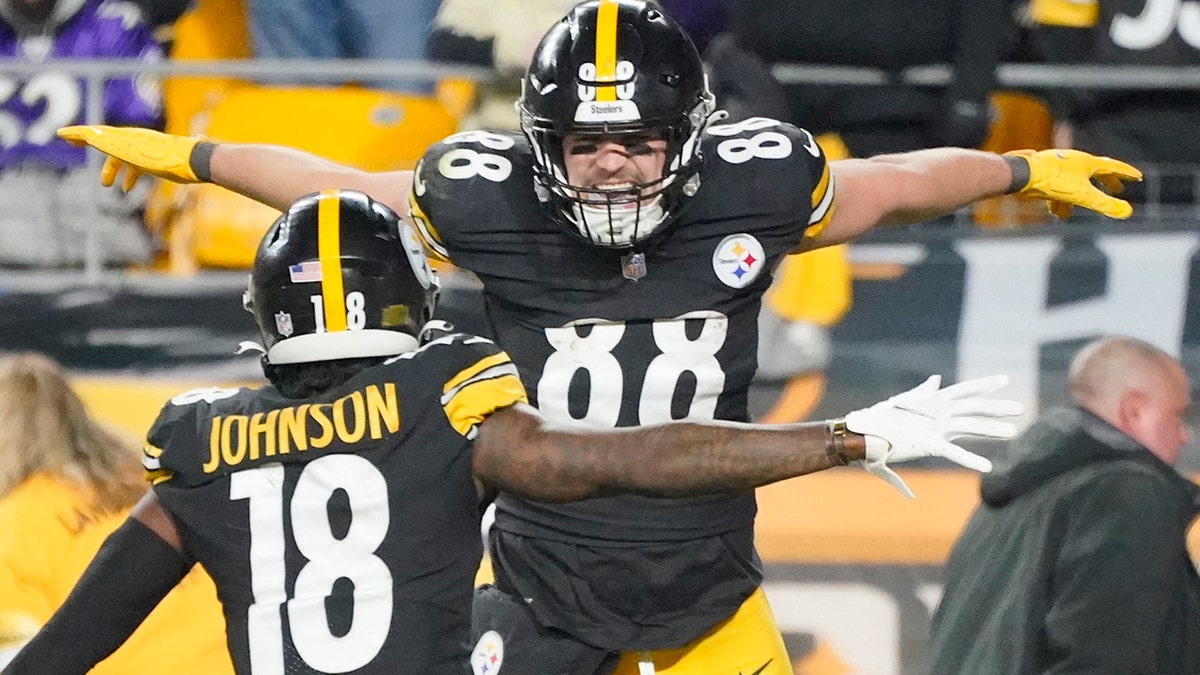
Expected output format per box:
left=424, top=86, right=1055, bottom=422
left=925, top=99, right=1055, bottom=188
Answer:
left=820, top=149, right=1011, bottom=245
left=473, top=403, right=856, bottom=502
left=3, top=493, right=193, bottom=675
left=808, top=147, right=1142, bottom=249
left=473, top=375, right=1021, bottom=502
left=57, top=125, right=414, bottom=215
left=209, top=143, right=413, bottom=215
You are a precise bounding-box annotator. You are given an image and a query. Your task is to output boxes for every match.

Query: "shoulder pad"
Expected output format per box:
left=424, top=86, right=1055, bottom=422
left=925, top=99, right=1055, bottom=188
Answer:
left=392, top=333, right=527, bottom=438
left=144, top=386, right=248, bottom=480
left=699, top=117, right=834, bottom=235
left=409, top=132, right=532, bottom=261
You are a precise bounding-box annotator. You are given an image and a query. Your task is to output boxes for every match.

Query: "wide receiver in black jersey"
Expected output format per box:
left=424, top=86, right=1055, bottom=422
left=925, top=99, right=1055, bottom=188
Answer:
left=56, top=1, right=1141, bottom=671
left=7, top=190, right=1021, bottom=675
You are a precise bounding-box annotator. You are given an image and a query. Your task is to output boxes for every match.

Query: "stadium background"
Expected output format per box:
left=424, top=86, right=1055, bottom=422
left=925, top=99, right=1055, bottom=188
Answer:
left=3, top=0, right=1198, bottom=670
left=5, top=213, right=1196, bottom=674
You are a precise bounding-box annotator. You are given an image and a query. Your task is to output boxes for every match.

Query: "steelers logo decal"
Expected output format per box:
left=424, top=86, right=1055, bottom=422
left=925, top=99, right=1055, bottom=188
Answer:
left=712, top=234, right=766, bottom=289
left=471, top=630, right=504, bottom=674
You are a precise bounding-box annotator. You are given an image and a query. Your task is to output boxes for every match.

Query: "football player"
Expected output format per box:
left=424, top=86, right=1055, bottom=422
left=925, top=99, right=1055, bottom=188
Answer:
left=55, top=1, right=1141, bottom=672
left=6, top=189, right=1021, bottom=675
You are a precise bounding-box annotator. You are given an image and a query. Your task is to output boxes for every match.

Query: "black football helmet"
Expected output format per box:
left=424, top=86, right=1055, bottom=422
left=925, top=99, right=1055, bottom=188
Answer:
left=244, top=189, right=439, bottom=365
left=518, top=0, right=715, bottom=249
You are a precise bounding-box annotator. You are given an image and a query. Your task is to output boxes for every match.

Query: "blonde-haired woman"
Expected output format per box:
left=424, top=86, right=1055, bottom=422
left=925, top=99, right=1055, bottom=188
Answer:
left=0, top=352, right=232, bottom=673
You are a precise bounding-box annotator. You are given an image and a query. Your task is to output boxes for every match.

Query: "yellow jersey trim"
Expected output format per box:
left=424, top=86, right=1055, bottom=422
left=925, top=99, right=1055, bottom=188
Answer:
left=408, top=193, right=451, bottom=262
left=443, top=374, right=528, bottom=437
left=443, top=352, right=514, bottom=395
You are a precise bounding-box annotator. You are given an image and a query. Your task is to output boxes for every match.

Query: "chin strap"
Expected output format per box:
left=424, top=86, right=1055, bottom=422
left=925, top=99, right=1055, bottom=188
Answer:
left=576, top=194, right=667, bottom=247
left=235, top=340, right=266, bottom=355
left=418, top=320, right=456, bottom=344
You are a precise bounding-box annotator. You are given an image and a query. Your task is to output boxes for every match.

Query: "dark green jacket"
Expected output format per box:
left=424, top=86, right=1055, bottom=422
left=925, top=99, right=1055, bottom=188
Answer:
left=930, top=406, right=1200, bottom=674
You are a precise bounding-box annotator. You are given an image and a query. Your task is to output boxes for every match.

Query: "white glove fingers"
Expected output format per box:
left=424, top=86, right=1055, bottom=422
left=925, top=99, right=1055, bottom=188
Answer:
left=932, top=439, right=994, bottom=473
left=945, top=398, right=1025, bottom=418
left=932, top=374, right=1010, bottom=401
left=866, top=461, right=915, bottom=499
left=944, top=417, right=1018, bottom=440
left=890, top=374, right=942, bottom=404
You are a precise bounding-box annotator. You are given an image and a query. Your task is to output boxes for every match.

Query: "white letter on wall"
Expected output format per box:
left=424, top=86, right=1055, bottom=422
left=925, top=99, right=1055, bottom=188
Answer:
left=956, top=232, right=1198, bottom=417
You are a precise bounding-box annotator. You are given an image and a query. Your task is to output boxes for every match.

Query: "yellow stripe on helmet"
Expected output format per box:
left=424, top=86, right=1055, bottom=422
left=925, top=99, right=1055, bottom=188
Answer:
left=594, top=0, right=619, bottom=102
left=317, top=189, right=347, bottom=332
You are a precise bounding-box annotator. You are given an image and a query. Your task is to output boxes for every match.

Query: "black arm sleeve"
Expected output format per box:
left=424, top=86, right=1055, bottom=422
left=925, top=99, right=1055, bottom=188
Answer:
left=3, top=518, right=194, bottom=675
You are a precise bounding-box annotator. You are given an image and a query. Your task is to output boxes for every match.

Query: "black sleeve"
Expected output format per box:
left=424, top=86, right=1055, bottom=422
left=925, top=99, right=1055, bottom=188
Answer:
left=703, top=33, right=792, bottom=122
left=3, top=519, right=194, bottom=675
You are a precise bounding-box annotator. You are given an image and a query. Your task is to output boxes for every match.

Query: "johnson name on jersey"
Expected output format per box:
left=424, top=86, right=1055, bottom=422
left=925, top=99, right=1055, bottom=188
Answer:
left=407, top=119, right=832, bottom=544
left=142, top=335, right=525, bottom=675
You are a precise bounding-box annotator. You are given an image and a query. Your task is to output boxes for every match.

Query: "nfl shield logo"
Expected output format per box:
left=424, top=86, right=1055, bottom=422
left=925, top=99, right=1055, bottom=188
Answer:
left=274, top=311, right=294, bottom=337
left=621, top=252, right=647, bottom=281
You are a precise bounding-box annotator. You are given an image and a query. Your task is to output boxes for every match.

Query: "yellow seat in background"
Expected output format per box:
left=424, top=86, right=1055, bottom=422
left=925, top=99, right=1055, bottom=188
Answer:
left=163, top=0, right=252, bottom=137
left=971, top=91, right=1055, bottom=228
left=165, top=85, right=459, bottom=271
left=146, top=0, right=467, bottom=272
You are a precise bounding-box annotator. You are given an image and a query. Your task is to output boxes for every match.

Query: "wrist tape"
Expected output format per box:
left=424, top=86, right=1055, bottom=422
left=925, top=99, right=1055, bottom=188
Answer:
left=825, top=420, right=852, bottom=466
left=189, top=141, right=217, bottom=182
left=1003, top=154, right=1031, bottom=194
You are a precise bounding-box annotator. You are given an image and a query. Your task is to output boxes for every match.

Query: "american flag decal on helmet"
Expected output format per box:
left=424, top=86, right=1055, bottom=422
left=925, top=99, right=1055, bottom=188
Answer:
left=288, top=261, right=322, bottom=283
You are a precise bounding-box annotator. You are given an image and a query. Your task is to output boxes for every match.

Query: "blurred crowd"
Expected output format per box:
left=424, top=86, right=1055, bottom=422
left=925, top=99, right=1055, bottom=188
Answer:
left=0, top=0, right=1195, bottom=420
left=0, top=2, right=1197, bottom=672
left=0, top=0, right=1195, bottom=271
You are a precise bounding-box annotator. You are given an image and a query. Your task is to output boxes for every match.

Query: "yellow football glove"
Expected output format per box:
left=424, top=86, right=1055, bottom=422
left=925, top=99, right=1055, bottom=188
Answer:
left=1004, top=148, right=1142, bottom=220
left=57, top=125, right=212, bottom=191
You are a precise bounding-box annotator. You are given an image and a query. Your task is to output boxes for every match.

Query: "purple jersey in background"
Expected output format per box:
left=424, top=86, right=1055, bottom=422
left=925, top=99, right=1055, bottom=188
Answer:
left=0, top=0, right=162, bottom=170
left=659, top=0, right=728, bottom=54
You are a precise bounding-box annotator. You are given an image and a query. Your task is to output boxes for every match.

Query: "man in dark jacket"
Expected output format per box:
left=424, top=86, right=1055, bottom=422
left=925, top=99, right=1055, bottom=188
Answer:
left=930, top=335, right=1200, bottom=674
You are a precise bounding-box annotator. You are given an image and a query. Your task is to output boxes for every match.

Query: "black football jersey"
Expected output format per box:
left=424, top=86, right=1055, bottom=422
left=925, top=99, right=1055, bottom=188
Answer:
left=143, top=335, right=526, bottom=675
left=409, top=118, right=832, bottom=544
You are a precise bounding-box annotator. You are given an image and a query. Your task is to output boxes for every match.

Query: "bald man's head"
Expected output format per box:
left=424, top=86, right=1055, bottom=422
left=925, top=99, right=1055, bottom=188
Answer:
left=1068, top=336, right=1191, bottom=464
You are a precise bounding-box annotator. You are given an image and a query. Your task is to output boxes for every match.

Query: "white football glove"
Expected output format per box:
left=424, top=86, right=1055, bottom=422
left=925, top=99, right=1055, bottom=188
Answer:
left=844, top=374, right=1022, bottom=498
